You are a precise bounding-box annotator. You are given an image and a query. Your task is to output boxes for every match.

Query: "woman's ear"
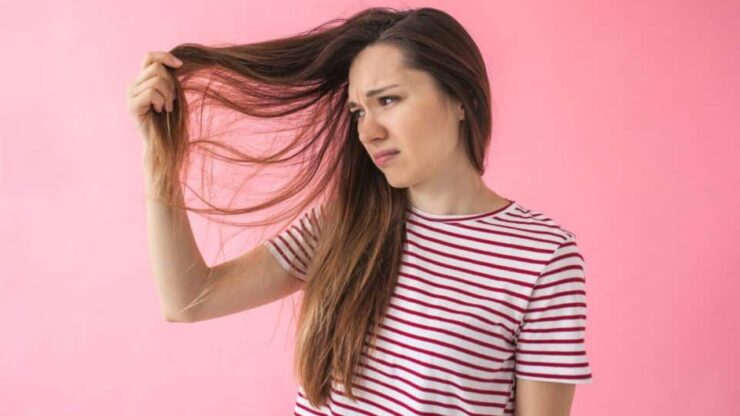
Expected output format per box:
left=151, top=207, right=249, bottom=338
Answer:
left=451, top=98, right=465, bottom=121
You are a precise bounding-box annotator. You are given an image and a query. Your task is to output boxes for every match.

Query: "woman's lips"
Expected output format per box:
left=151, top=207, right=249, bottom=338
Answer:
left=374, top=151, right=399, bottom=167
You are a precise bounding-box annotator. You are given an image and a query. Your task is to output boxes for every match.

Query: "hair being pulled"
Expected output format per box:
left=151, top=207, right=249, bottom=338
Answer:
left=144, top=6, right=493, bottom=408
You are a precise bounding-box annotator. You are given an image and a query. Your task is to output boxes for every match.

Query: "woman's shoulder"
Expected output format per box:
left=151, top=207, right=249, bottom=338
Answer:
left=510, top=201, right=578, bottom=241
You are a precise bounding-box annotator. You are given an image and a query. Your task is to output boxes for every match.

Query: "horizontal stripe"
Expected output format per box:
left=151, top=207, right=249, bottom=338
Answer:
left=268, top=201, right=593, bottom=415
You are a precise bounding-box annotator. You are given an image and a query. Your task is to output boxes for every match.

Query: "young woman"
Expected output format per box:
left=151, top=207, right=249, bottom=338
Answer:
left=126, top=6, right=593, bottom=415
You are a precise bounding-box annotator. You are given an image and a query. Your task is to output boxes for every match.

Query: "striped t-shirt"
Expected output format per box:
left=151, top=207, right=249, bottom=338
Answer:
left=266, top=199, right=593, bottom=415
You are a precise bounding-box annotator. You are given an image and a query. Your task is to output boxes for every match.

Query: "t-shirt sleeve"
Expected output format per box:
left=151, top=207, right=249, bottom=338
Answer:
left=265, top=204, right=324, bottom=281
left=514, top=236, right=594, bottom=384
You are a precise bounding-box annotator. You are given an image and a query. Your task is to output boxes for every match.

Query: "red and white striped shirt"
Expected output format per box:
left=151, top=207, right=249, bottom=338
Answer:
left=267, top=199, right=593, bottom=415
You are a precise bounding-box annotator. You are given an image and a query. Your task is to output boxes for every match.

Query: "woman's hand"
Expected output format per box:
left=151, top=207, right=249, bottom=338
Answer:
left=126, top=51, right=183, bottom=142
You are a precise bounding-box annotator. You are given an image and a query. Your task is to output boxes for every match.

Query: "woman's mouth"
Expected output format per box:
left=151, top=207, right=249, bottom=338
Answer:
left=373, top=150, right=400, bottom=167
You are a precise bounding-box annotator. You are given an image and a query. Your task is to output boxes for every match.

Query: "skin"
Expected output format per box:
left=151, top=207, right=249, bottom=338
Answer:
left=514, top=379, right=576, bottom=416
left=348, top=43, right=577, bottom=415
left=347, top=43, right=510, bottom=215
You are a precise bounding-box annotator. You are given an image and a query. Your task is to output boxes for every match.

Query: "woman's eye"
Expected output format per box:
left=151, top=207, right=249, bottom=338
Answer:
left=350, top=96, right=398, bottom=121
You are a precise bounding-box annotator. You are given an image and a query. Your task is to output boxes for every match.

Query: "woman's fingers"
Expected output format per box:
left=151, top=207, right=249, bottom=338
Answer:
left=126, top=50, right=183, bottom=130
left=140, top=50, right=183, bottom=71
left=131, top=68, right=175, bottom=107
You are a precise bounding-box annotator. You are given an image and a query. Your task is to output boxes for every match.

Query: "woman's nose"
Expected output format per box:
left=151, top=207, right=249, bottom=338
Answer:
left=358, top=113, right=385, bottom=143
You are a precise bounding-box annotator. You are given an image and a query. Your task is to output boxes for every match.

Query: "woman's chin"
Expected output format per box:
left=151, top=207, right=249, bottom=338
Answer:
left=383, top=173, right=413, bottom=189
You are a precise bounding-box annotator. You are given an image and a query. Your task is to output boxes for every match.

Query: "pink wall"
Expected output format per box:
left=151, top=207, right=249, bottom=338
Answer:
left=1, top=0, right=738, bottom=414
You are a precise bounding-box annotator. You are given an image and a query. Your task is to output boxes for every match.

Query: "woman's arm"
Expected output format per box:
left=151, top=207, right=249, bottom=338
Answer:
left=514, top=379, right=576, bottom=416
left=143, top=159, right=210, bottom=321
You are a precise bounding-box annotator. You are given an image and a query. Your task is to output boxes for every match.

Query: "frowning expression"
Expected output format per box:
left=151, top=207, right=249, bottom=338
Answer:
left=347, top=43, right=466, bottom=188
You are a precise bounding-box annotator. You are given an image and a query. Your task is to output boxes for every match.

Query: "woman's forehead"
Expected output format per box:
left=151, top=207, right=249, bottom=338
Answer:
left=347, top=68, right=432, bottom=104
left=347, top=83, right=401, bottom=108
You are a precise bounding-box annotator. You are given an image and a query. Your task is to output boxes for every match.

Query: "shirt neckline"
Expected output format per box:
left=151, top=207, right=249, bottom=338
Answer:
left=407, top=199, right=517, bottom=223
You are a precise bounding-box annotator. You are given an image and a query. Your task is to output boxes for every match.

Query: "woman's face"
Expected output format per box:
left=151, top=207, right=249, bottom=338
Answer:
left=347, top=43, right=466, bottom=188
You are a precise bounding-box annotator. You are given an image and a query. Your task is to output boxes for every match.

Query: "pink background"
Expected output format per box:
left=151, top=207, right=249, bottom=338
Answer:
left=1, top=0, right=738, bottom=414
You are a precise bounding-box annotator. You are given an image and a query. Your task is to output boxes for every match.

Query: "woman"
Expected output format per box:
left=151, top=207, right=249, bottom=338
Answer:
left=126, top=6, right=593, bottom=415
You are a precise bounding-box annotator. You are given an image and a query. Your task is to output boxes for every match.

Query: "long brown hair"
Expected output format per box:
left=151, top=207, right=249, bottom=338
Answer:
left=143, top=6, right=492, bottom=408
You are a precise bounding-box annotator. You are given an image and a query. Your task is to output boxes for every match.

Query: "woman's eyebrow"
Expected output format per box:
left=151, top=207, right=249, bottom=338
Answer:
left=347, top=84, right=400, bottom=109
